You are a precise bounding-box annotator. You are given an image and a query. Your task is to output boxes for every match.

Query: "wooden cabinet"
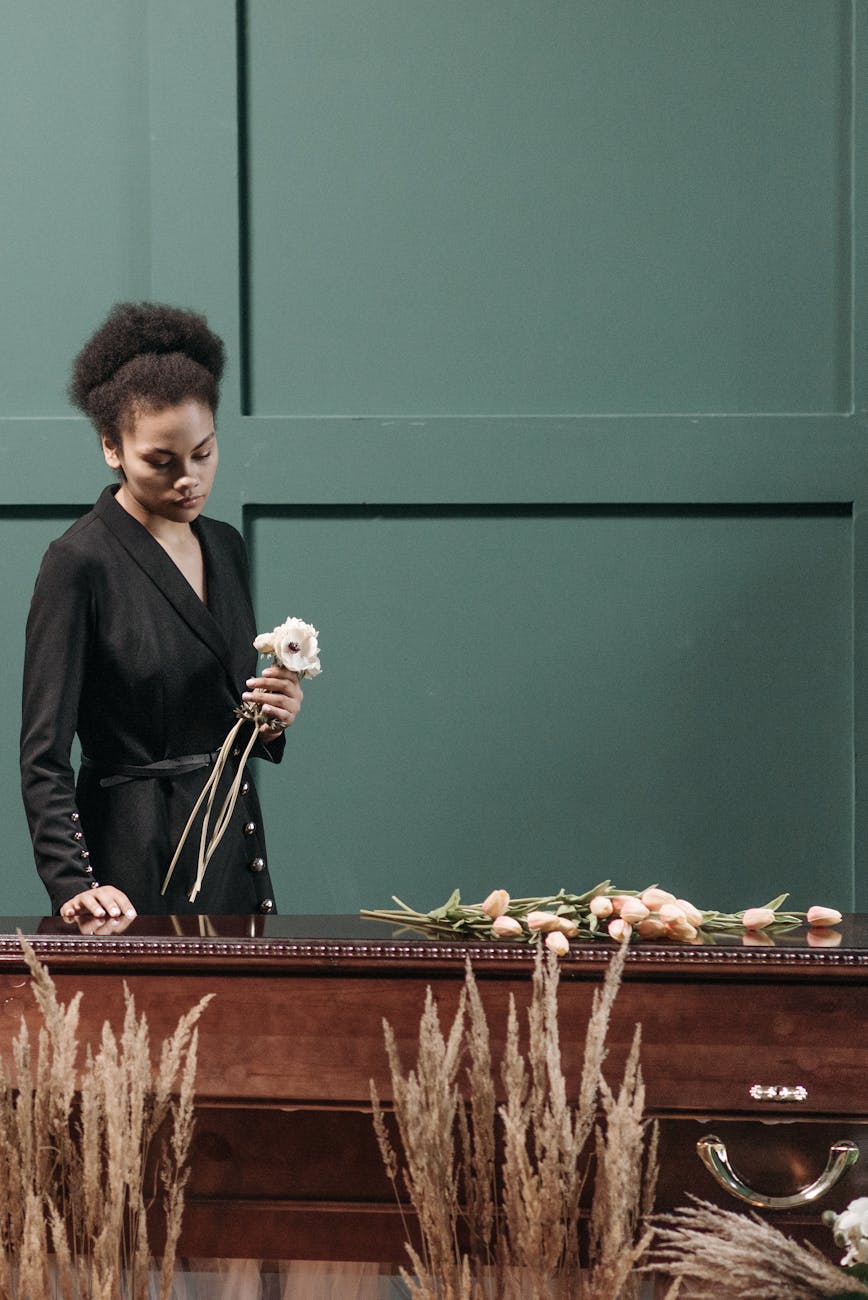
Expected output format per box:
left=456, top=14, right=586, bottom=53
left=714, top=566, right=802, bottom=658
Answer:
left=1, top=915, right=866, bottom=1260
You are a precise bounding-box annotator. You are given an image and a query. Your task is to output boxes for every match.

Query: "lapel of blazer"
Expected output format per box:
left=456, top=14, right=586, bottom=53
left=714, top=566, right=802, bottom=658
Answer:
left=94, top=486, right=239, bottom=689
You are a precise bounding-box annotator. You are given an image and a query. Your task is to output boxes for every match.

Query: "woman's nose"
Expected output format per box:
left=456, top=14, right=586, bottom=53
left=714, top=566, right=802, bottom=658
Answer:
left=174, top=465, right=198, bottom=488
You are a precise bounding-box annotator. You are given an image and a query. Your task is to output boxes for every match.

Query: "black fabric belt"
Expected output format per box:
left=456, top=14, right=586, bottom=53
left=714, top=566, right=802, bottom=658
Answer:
left=81, top=752, right=221, bottom=788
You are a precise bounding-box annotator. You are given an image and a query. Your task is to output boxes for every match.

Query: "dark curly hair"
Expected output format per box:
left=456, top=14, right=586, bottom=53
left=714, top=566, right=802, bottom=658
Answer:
left=69, top=302, right=226, bottom=446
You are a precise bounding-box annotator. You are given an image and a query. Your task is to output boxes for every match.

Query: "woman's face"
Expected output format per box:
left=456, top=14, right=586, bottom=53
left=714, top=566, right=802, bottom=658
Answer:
left=102, top=400, right=219, bottom=528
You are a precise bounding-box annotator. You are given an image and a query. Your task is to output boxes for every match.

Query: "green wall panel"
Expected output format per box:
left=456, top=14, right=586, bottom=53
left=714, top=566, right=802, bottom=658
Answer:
left=0, top=1, right=150, bottom=417
left=0, top=0, right=865, bottom=918
left=246, top=0, right=851, bottom=415
left=250, top=507, right=853, bottom=915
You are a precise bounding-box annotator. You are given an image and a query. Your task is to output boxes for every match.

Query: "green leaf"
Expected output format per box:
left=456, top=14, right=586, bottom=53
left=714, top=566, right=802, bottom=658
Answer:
left=572, top=880, right=612, bottom=903
left=428, top=888, right=462, bottom=920
left=761, top=892, right=790, bottom=912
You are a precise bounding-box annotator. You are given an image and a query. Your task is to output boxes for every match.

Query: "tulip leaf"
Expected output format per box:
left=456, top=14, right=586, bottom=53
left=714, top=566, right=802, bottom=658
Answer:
left=572, top=880, right=612, bottom=903
left=428, top=889, right=462, bottom=920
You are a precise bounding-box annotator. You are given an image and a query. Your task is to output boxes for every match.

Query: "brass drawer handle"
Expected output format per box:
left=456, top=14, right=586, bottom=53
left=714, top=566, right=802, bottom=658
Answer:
left=697, top=1134, right=859, bottom=1210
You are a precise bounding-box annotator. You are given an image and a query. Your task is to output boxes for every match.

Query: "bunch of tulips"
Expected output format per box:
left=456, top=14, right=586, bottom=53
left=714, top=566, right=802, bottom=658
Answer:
left=360, top=883, right=843, bottom=955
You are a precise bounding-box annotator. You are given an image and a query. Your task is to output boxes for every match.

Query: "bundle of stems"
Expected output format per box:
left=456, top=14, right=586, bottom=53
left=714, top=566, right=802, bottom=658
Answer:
left=162, top=702, right=263, bottom=903
left=0, top=937, right=211, bottom=1299
left=370, top=943, right=657, bottom=1299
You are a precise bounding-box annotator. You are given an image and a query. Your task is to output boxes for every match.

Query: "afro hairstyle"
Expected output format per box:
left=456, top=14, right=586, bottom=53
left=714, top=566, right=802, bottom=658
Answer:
left=69, top=302, right=226, bottom=446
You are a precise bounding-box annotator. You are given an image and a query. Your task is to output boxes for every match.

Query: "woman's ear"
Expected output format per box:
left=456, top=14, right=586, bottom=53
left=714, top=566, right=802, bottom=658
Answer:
left=101, top=434, right=122, bottom=470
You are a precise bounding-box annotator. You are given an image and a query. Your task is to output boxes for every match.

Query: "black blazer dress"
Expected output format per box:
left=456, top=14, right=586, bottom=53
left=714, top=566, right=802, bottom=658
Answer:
left=20, top=485, right=284, bottom=915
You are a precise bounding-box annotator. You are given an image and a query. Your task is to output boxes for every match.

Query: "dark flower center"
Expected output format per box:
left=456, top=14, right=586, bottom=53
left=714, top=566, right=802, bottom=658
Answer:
left=287, top=641, right=300, bottom=654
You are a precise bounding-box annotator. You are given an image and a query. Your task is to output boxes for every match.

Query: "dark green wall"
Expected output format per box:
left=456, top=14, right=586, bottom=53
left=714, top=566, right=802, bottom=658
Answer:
left=1, top=1, right=865, bottom=916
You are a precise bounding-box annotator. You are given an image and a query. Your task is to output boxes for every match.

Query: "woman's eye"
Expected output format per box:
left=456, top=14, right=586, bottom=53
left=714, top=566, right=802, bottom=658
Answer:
left=149, top=460, right=172, bottom=470
left=194, top=451, right=212, bottom=461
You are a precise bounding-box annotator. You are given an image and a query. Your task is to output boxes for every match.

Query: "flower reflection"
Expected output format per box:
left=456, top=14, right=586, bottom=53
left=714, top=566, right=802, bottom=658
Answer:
left=742, top=929, right=775, bottom=948
left=806, top=927, right=843, bottom=948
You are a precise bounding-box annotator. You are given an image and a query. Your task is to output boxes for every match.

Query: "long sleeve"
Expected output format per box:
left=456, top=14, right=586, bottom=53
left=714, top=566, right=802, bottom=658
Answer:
left=20, top=540, right=97, bottom=911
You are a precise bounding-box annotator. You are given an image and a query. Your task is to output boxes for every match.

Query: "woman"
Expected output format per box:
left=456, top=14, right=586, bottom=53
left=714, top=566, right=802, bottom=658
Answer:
left=20, top=302, right=302, bottom=922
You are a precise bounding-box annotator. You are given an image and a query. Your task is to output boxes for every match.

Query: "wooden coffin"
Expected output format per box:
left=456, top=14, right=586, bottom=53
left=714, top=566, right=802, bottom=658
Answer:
left=0, top=914, right=865, bottom=1261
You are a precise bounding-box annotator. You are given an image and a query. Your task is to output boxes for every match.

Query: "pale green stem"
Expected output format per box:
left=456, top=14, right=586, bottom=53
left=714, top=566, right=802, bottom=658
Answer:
left=189, top=720, right=261, bottom=900
left=161, top=716, right=245, bottom=897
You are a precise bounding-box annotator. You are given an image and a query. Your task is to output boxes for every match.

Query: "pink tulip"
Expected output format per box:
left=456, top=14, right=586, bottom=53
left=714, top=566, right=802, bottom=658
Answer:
left=552, top=916, right=579, bottom=937
left=636, top=917, right=665, bottom=940
left=608, top=918, right=632, bottom=943
left=589, top=895, right=614, bottom=919
left=640, top=887, right=677, bottom=911
left=545, top=931, right=570, bottom=957
left=610, top=895, right=635, bottom=914
left=663, top=914, right=698, bottom=943
left=491, top=914, right=523, bottom=937
left=526, top=910, right=560, bottom=933
left=806, top=905, right=842, bottom=928
left=742, top=907, right=776, bottom=930
left=675, top=899, right=704, bottom=927
left=620, top=898, right=650, bottom=924
left=658, top=902, right=686, bottom=924
left=481, top=889, right=510, bottom=919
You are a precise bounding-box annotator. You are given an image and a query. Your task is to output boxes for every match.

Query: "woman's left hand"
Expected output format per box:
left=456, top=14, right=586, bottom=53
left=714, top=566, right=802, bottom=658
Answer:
left=243, top=664, right=303, bottom=741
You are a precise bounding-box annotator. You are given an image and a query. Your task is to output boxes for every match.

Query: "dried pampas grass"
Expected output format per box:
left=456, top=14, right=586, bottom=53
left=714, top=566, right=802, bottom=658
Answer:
left=371, top=942, right=657, bottom=1300
left=0, top=936, right=211, bottom=1298
left=646, top=1197, right=868, bottom=1299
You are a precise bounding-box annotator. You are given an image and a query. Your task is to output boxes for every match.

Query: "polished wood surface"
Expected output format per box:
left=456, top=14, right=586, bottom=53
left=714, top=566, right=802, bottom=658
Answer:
left=0, top=915, right=865, bottom=1260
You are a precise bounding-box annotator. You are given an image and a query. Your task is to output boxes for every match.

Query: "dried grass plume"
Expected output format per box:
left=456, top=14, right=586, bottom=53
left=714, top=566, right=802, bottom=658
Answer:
left=371, top=943, right=657, bottom=1299
left=0, top=935, right=211, bottom=1298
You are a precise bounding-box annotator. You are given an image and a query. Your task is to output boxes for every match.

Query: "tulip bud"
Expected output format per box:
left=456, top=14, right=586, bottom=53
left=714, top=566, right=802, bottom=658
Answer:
left=491, top=914, right=523, bottom=938
left=658, top=902, right=686, bottom=924
left=806, top=905, right=842, bottom=928
left=481, top=889, right=510, bottom=919
left=552, top=916, right=579, bottom=937
left=608, top=918, right=632, bottom=943
left=526, top=910, right=560, bottom=933
left=663, top=915, right=698, bottom=943
left=640, top=887, right=677, bottom=911
left=636, top=917, right=665, bottom=940
left=589, top=895, right=614, bottom=919
left=611, top=895, right=635, bottom=914
left=620, top=898, right=650, bottom=924
left=674, top=899, right=704, bottom=927
left=742, top=907, right=776, bottom=930
left=545, top=930, right=570, bottom=957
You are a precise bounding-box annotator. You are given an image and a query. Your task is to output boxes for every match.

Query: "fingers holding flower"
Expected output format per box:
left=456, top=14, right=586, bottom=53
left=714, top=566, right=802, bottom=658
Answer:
left=243, top=664, right=304, bottom=739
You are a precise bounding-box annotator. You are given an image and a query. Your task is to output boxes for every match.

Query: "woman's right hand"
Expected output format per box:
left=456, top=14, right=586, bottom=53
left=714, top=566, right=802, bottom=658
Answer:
left=60, top=885, right=136, bottom=926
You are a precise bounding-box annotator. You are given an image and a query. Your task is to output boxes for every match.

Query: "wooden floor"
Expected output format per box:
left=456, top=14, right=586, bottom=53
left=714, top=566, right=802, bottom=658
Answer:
left=170, top=1261, right=403, bottom=1298
left=167, top=1261, right=665, bottom=1298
